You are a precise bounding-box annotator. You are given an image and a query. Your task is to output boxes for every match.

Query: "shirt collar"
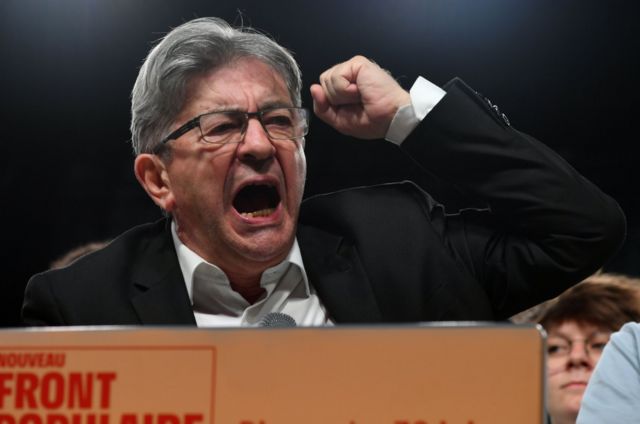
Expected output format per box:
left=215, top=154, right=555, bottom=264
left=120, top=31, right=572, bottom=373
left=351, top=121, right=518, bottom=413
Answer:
left=170, top=220, right=310, bottom=307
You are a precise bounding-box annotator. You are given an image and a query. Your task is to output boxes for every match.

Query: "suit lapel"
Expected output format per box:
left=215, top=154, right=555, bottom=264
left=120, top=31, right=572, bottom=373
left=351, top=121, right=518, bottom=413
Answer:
left=297, top=224, right=382, bottom=323
left=131, top=276, right=196, bottom=325
left=126, top=219, right=382, bottom=324
left=129, top=219, right=196, bottom=325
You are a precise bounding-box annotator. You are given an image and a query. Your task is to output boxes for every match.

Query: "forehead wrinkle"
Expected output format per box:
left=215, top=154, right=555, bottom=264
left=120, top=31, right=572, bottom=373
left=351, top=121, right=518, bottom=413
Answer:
left=196, top=100, right=295, bottom=115
left=184, top=72, right=292, bottom=117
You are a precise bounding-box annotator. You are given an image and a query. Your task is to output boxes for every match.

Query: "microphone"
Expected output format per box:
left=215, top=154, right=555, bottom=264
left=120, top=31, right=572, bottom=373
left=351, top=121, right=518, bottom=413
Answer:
left=258, top=312, right=297, bottom=327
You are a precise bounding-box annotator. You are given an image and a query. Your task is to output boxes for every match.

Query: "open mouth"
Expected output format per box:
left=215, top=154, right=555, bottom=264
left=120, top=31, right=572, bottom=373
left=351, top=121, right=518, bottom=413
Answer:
left=233, top=183, right=280, bottom=218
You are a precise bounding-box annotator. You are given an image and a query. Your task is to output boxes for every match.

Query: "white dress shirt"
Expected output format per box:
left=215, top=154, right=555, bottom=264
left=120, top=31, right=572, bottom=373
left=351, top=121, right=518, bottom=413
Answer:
left=171, top=221, right=331, bottom=327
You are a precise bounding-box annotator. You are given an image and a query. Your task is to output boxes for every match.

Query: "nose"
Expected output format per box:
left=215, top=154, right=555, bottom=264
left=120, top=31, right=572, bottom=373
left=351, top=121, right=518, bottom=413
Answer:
left=236, top=117, right=276, bottom=163
left=567, top=341, right=593, bottom=369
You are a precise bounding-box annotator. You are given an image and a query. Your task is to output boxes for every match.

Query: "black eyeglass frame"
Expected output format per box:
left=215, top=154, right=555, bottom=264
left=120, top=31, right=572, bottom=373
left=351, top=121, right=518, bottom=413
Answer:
left=546, top=331, right=612, bottom=358
left=158, top=107, right=310, bottom=147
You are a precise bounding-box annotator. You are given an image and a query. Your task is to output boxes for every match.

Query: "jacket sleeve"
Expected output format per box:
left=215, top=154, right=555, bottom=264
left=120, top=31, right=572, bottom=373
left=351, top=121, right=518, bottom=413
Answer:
left=22, top=272, right=67, bottom=326
left=400, top=77, right=626, bottom=317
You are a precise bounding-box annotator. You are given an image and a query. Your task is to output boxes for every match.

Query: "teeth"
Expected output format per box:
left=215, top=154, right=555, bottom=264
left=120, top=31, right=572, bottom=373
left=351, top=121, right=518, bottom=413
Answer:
left=241, top=208, right=275, bottom=218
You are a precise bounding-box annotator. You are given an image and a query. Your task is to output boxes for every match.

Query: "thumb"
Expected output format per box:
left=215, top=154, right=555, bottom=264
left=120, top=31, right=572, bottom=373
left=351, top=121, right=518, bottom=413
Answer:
left=310, top=84, right=338, bottom=125
left=310, top=84, right=328, bottom=113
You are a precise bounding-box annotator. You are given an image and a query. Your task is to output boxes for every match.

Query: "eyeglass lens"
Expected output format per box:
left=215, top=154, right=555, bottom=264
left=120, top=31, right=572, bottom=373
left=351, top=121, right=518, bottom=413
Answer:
left=199, top=108, right=307, bottom=144
left=546, top=332, right=611, bottom=358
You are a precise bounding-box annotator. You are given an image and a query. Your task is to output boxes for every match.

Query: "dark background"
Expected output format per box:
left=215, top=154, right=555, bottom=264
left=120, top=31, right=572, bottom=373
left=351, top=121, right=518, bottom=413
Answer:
left=1, top=1, right=638, bottom=327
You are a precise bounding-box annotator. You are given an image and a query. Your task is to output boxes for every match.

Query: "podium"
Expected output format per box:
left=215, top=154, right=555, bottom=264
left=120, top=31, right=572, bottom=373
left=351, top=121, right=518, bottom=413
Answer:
left=0, top=324, right=545, bottom=424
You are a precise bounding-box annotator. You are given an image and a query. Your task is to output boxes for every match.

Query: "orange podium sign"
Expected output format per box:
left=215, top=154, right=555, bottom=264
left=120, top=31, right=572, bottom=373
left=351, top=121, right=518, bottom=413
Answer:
left=0, top=324, right=545, bottom=424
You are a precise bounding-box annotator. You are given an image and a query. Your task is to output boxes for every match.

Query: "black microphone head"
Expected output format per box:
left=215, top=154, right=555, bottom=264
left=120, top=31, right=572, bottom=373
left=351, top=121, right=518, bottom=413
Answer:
left=258, top=312, right=297, bottom=327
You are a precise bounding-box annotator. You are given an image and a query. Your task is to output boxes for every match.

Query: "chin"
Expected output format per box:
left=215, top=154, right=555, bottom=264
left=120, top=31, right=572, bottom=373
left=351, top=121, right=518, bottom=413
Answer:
left=564, top=398, right=583, bottom=417
left=237, top=233, right=295, bottom=263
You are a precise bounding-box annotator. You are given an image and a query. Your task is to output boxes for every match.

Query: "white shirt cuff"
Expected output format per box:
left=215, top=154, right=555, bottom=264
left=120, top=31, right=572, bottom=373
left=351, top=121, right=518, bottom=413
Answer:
left=385, top=76, right=446, bottom=145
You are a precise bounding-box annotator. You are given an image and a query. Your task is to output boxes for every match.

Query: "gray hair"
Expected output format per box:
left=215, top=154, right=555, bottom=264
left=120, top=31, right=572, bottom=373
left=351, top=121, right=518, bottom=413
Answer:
left=130, top=17, right=303, bottom=155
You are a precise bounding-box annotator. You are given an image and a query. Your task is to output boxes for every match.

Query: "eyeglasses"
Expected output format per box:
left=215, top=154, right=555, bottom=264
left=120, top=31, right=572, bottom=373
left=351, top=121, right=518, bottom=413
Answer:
left=159, top=107, right=309, bottom=147
left=546, top=332, right=611, bottom=359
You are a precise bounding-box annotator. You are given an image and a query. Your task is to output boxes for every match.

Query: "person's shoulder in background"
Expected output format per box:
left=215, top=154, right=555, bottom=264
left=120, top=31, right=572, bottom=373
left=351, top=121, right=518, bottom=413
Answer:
left=577, top=321, right=640, bottom=423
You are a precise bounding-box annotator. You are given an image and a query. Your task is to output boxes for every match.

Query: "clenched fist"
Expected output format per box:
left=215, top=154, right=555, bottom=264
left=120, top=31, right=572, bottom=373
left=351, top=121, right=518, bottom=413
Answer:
left=310, top=55, right=411, bottom=140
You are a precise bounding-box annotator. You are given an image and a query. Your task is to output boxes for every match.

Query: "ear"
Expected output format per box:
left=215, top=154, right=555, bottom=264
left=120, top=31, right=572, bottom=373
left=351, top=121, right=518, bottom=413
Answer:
left=134, top=154, right=175, bottom=212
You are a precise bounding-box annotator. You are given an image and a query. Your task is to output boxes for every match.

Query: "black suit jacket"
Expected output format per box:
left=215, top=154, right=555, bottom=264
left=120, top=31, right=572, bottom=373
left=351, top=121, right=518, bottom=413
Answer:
left=22, top=79, right=626, bottom=326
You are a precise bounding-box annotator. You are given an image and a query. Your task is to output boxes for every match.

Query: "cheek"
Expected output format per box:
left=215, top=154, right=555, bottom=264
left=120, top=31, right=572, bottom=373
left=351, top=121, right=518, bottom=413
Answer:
left=280, top=144, right=307, bottom=195
left=546, top=359, right=567, bottom=377
left=546, top=372, right=563, bottom=391
left=170, top=157, right=228, bottom=205
left=296, top=147, right=307, bottom=188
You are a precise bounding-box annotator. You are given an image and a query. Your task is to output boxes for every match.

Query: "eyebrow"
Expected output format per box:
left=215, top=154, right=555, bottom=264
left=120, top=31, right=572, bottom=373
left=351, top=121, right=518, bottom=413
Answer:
left=548, top=330, right=608, bottom=340
left=205, top=100, right=295, bottom=114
